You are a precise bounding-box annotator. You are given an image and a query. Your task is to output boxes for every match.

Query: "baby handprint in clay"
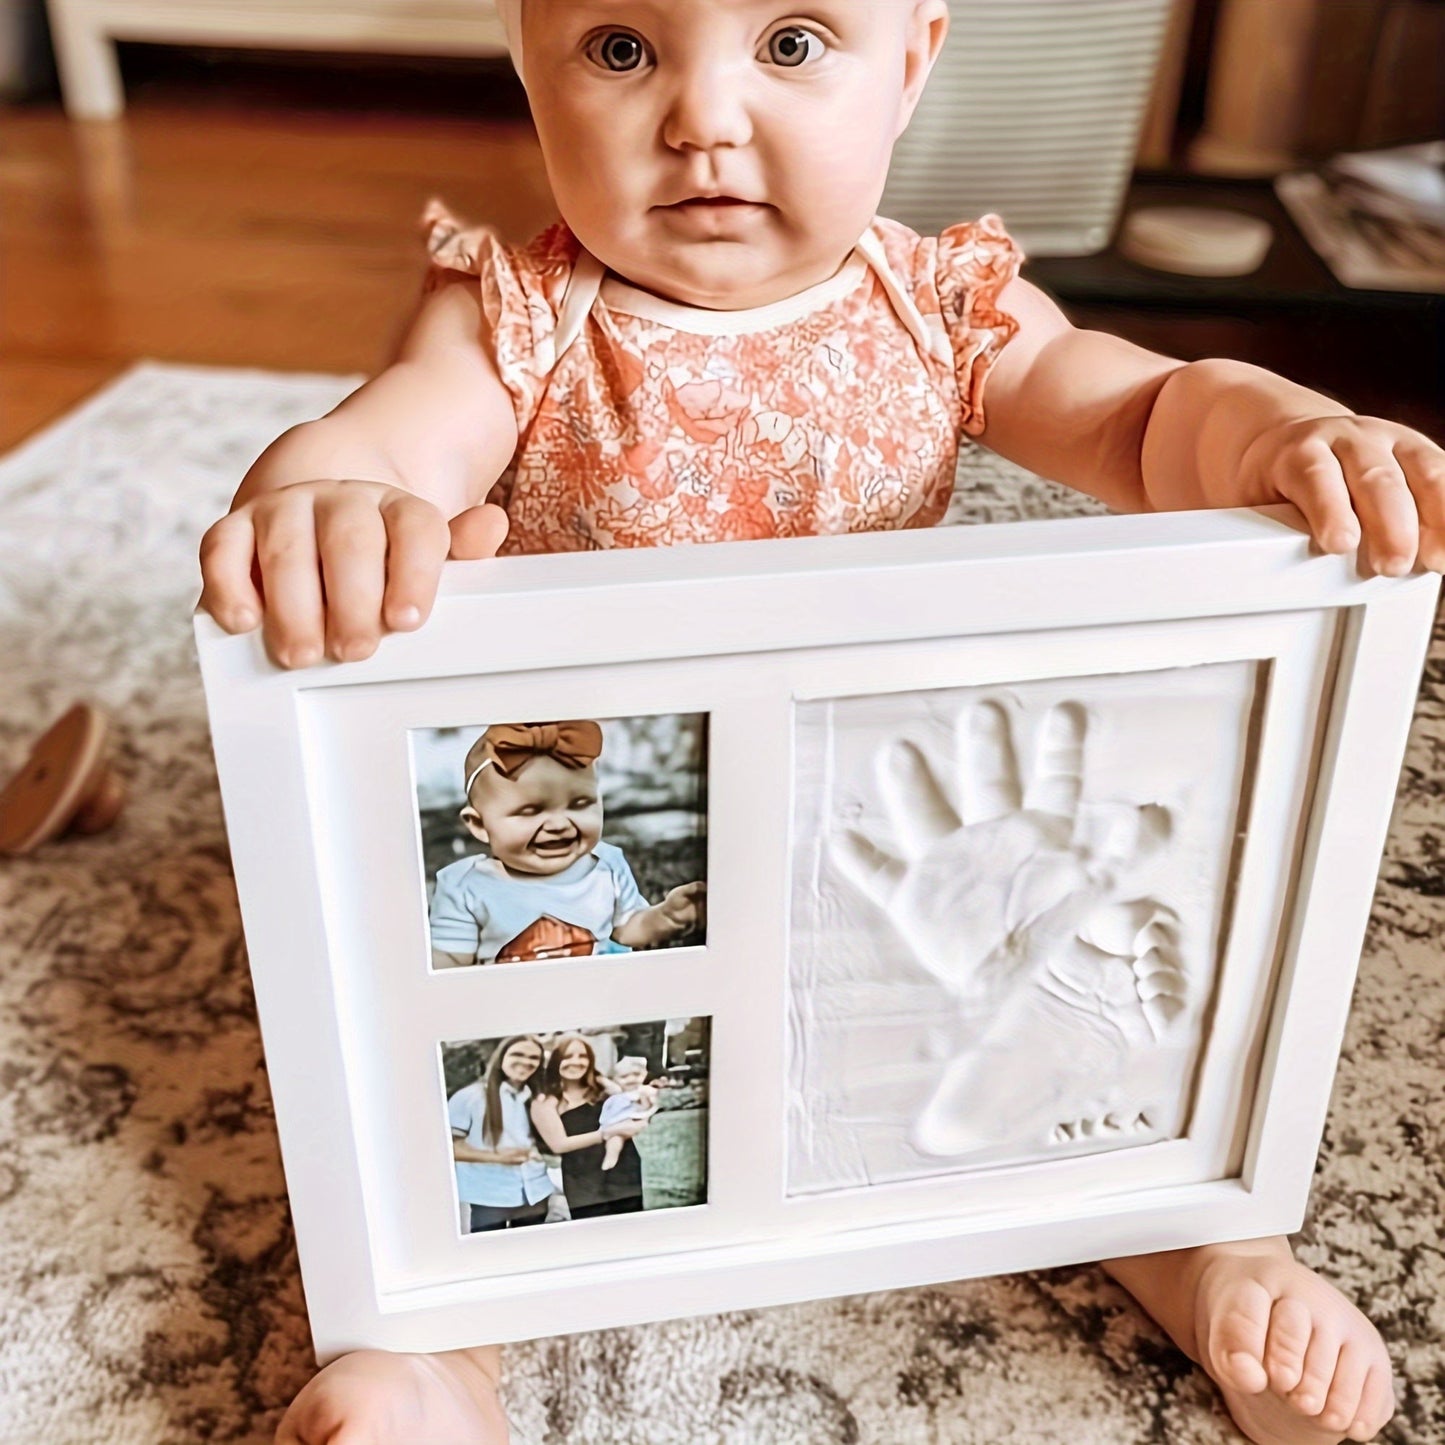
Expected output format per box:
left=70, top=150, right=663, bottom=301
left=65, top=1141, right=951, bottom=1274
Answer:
left=832, top=701, right=1189, bottom=1159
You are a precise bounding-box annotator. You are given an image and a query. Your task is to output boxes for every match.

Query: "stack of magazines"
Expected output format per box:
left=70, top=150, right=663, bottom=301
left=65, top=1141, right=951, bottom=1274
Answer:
left=1276, top=141, right=1445, bottom=293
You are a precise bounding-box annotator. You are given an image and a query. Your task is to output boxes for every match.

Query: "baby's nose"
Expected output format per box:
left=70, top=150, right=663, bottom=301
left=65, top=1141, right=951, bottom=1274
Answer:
left=662, top=61, right=753, bottom=152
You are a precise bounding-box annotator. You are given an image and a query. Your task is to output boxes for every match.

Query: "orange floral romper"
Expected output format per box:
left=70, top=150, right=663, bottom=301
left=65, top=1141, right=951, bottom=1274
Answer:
left=422, top=201, right=1022, bottom=555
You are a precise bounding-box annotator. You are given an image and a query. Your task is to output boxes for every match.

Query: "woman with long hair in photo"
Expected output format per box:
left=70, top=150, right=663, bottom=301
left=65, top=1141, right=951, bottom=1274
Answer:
left=449, top=1035, right=554, bottom=1232
left=530, top=1034, right=648, bottom=1219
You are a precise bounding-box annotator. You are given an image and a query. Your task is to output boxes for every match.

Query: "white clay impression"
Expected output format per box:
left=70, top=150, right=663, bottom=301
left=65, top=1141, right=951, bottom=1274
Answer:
left=788, top=661, right=1260, bottom=1193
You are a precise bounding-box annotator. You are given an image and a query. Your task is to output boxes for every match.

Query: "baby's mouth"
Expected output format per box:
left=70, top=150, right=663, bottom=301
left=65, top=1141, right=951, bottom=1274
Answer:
left=663, top=195, right=763, bottom=212
left=529, top=833, right=580, bottom=856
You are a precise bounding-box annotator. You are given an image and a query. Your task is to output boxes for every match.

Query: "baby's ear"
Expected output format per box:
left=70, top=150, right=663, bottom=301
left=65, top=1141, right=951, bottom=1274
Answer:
left=897, top=0, right=949, bottom=137
left=460, top=806, right=490, bottom=845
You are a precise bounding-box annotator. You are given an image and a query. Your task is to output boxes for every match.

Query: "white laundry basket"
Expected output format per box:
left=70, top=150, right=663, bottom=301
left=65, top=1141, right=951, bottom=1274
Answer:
left=882, top=0, right=1176, bottom=255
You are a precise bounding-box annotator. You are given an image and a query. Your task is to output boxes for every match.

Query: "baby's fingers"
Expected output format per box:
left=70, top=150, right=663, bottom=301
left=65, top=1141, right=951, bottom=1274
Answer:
left=1332, top=437, right=1417, bottom=576
left=1394, top=434, right=1445, bottom=573
left=1275, top=441, right=1358, bottom=555
left=254, top=496, right=326, bottom=669
left=380, top=493, right=452, bottom=633
left=316, top=494, right=388, bottom=662
left=664, top=880, right=707, bottom=920
left=198, top=511, right=263, bottom=634
left=448, top=501, right=511, bottom=562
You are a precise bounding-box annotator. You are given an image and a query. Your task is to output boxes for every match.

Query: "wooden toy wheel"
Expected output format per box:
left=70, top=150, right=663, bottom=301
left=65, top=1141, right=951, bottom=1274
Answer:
left=0, top=702, right=125, bottom=855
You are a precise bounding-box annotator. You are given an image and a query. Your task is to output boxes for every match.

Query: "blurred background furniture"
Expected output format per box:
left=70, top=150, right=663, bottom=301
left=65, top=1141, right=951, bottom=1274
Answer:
left=1190, top=0, right=1445, bottom=175
left=44, top=0, right=507, bottom=118
left=881, top=0, right=1177, bottom=255
left=0, top=0, right=51, bottom=96
left=1032, top=173, right=1443, bottom=437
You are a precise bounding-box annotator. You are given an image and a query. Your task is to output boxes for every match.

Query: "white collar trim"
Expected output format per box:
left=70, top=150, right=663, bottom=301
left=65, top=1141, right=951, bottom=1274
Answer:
left=600, top=254, right=871, bottom=335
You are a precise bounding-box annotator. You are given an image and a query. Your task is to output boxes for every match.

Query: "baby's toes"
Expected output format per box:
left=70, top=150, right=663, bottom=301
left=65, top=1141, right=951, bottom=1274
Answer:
left=1261, top=1294, right=1314, bottom=1395
left=1204, top=1276, right=1273, bottom=1393
left=1285, top=1325, right=1343, bottom=1418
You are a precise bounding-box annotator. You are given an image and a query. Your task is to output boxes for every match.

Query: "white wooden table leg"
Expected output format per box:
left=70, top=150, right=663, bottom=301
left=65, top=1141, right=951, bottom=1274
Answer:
left=45, top=1, right=124, bottom=118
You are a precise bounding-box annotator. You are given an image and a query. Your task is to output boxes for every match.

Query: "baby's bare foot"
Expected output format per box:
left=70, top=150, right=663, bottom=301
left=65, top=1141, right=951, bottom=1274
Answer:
left=1106, top=1238, right=1394, bottom=1444
left=274, top=1345, right=509, bottom=1445
left=1195, top=1240, right=1394, bottom=1443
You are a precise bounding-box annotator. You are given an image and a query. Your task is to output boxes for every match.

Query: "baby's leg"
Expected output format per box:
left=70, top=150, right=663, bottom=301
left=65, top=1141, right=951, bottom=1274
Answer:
left=601, top=1135, right=623, bottom=1171
left=275, top=1345, right=509, bottom=1445
left=1103, top=1237, right=1394, bottom=1444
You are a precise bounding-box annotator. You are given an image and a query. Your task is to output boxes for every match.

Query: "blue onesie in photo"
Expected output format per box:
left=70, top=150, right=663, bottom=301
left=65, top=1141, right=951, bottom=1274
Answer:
left=430, top=839, right=647, bottom=965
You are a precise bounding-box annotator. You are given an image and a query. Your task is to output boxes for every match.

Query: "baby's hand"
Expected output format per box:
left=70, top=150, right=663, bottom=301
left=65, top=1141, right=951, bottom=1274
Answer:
left=199, top=479, right=509, bottom=668
left=658, top=880, right=707, bottom=934
left=1240, top=416, right=1445, bottom=574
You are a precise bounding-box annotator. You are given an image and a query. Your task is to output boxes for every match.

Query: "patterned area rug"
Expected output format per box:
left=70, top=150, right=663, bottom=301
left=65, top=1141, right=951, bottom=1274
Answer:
left=0, top=362, right=1441, bottom=1445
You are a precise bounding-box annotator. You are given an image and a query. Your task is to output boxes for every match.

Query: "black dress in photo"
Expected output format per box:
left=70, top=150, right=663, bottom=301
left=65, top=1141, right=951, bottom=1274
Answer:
left=559, top=1098, right=644, bottom=1220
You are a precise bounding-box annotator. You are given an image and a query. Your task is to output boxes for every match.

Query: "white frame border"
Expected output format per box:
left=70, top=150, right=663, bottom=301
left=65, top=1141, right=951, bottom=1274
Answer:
left=195, top=508, right=1438, bottom=1358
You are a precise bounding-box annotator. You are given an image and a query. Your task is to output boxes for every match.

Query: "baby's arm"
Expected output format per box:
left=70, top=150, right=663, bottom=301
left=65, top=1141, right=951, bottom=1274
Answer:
left=530, top=1095, right=643, bottom=1154
left=428, top=862, right=485, bottom=968
left=977, top=278, right=1445, bottom=573
left=200, top=275, right=519, bottom=667
left=612, top=880, right=707, bottom=949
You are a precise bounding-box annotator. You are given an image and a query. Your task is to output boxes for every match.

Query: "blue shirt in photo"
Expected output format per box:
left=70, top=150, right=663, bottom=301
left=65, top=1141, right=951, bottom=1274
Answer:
left=430, top=840, right=648, bottom=965
left=448, top=1078, right=554, bottom=1208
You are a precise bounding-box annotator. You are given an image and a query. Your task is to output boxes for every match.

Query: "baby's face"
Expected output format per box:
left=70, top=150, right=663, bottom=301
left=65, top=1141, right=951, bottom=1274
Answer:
left=464, top=756, right=604, bottom=876
left=615, top=1064, right=649, bottom=1091
left=522, top=0, right=946, bottom=309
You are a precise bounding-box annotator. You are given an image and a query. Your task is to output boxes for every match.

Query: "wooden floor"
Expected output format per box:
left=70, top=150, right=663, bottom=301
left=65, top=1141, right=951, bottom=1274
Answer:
left=2, top=50, right=1441, bottom=453
left=0, top=53, right=554, bottom=451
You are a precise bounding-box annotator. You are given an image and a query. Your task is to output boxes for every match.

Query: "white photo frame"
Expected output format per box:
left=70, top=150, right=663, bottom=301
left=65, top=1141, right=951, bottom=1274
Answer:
left=195, top=508, right=1438, bottom=1360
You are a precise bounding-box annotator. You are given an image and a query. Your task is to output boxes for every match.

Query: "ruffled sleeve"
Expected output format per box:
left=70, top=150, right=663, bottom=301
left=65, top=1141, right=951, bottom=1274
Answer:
left=933, top=215, right=1023, bottom=437
left=420, top=199, right=579, bottom=439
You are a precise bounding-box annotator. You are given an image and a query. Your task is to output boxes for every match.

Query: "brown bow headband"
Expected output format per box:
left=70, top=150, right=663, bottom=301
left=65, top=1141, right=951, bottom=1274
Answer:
left=464, top=721, right=604, bottom=795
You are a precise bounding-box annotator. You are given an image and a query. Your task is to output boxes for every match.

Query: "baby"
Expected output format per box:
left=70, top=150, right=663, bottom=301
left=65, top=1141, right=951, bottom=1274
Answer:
left=200, top=2, right=1445, bottom=1442
left=429, top=720, right=705, bottom=967
left=597, top=1056, right=659, bottom=1170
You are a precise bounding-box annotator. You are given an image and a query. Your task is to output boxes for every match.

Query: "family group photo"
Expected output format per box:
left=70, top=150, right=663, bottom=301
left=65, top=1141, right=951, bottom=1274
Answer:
left=441, top=1019, right=711, bottom=1234
left=411, top=714, right=708, bottom=968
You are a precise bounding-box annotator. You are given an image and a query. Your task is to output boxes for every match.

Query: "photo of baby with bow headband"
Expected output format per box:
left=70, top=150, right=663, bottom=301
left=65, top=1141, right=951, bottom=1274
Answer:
left=418, top=716, right=707, bottom=969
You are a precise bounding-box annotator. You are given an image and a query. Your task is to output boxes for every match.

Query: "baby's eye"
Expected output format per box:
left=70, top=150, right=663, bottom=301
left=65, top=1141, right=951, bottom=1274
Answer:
left=585, top=29, right=651, bottom=73
left=760, top=25, right=825, bottom=68
left=571, top=796, right=597, bottom=809
left=515, top=805, right=540, bottom=817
